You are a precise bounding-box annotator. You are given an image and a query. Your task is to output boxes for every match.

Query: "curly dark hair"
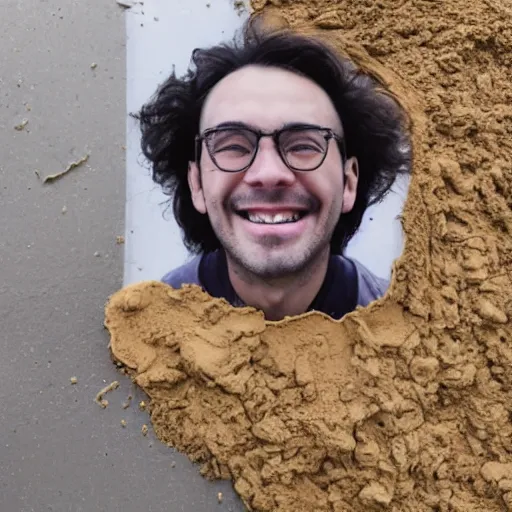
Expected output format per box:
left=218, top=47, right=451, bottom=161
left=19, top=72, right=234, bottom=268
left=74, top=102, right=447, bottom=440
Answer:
left=136, top=20, right=411, bottom=255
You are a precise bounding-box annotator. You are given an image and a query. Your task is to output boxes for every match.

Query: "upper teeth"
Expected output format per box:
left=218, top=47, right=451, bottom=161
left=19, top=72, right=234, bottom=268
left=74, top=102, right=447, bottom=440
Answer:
left=247, top=212, right=301, bottom=224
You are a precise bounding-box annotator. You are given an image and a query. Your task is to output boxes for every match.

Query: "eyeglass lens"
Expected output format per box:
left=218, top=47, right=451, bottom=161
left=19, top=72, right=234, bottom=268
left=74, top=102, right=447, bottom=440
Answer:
left=204, top=127, right=330, bottom=172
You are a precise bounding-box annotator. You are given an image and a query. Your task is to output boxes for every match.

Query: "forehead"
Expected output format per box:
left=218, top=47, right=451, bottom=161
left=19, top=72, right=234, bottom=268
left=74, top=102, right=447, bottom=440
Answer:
left=200, top=65, right=342, bottom=132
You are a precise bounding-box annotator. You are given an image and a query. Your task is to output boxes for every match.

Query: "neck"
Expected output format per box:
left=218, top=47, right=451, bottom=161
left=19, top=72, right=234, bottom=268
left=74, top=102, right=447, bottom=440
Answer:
left=226, top=250, right=330, bottom=321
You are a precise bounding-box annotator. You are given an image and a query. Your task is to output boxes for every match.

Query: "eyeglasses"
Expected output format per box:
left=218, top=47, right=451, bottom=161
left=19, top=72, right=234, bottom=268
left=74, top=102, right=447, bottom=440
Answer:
left=195, top=122, right=346, bottom=173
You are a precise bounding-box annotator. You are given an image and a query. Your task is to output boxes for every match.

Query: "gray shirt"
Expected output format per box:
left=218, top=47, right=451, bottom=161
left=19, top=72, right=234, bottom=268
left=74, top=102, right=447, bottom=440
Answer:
left=162, top=250, right=388, bottom=320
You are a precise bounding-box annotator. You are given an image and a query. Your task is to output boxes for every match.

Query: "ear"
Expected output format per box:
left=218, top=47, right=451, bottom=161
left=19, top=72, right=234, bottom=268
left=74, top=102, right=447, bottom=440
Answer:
left=188, top=161, right=207, bottom=214
left=341, top=157, right=359, bottom=213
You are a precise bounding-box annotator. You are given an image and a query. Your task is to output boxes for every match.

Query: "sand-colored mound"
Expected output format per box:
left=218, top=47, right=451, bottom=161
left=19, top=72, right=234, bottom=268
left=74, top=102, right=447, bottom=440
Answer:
left=105, top=1, right=512, bottom=510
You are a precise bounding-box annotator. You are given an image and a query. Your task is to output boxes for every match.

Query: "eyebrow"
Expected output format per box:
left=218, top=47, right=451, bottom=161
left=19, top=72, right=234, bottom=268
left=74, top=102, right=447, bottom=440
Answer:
left=207, top=121, right=332, bottom=132
left=211, top=121, right=254, bottom=131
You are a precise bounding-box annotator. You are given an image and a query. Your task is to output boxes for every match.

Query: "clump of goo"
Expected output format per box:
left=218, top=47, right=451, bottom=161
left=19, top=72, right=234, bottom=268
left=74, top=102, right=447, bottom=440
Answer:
left=105, top=1, right=512, bottom=511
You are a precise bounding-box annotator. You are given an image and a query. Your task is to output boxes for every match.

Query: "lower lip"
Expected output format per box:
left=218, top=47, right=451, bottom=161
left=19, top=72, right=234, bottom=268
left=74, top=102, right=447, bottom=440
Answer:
left=236, top=214, right=310, bottom=240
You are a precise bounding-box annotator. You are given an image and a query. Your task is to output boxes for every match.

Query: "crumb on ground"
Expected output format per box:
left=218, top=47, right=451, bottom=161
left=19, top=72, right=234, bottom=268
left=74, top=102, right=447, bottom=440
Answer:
left=94, top=380, right=119, bottom=408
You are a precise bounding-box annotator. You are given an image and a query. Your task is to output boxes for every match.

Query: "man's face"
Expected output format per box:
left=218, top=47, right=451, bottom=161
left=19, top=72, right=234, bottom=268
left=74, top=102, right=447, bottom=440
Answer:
left=188, top=65, right=358, bottom=279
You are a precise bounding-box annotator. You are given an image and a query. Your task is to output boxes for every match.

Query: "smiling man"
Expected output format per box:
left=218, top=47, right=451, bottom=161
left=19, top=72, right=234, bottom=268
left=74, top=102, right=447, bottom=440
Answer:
left=137, top=21, right=411, bottom=321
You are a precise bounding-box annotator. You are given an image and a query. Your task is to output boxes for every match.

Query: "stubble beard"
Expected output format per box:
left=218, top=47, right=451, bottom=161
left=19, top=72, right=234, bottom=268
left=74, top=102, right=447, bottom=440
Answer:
left=222, top=229, right=331, bottom=282
left=208, top=197, right=340, bottom=283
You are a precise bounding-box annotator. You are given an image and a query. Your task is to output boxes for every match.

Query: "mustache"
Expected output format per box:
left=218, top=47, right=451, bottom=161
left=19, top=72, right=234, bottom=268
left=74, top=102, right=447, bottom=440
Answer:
left=229, top=189, right=319, bottom=211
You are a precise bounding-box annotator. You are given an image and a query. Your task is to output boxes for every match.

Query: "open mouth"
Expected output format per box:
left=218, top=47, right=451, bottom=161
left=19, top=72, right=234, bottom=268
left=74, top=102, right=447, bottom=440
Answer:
left=236, top=210, right=308, bottom=225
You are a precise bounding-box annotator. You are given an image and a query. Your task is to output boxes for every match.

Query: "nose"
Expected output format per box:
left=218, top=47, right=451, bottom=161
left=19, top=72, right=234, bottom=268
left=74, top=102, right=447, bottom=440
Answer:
left=242, top=137, right=296, bottom=187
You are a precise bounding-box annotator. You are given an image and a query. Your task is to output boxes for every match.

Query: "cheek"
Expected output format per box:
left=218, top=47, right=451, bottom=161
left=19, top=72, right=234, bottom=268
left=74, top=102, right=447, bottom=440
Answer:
left=202, top=173, right=240, bottom=211
left=301, top=166, right=344, bottom=210
left=324, top=162, right=345, bottom=208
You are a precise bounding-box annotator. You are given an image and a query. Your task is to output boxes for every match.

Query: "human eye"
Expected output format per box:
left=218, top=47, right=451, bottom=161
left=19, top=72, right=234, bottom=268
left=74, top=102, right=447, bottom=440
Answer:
left=218, top=144, right=251, bottom=155
left=281, top=130, right=325, bottom=154
left=210, top=130, right=253, bottom=155
left=289, top=142, right=322, bottom=153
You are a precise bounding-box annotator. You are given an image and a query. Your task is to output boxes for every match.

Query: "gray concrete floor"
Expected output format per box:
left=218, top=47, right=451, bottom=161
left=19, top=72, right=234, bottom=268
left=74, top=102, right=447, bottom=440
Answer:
left=0, top=1, right=244, bottom=510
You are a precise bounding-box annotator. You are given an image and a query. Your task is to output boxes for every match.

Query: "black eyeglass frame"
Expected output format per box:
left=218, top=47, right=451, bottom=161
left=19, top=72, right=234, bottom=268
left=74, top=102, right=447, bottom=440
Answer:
left=194, top=123, right=347, bottom=173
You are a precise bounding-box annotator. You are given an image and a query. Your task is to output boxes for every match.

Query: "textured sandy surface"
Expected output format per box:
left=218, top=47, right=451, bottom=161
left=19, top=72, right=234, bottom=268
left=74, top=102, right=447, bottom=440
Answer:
left=106, top=1, right=512, bottom=510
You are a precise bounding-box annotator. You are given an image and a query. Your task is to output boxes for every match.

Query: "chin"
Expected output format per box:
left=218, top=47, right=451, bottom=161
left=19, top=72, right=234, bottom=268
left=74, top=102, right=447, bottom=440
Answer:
left=244, top=252, right=312, bottom=278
